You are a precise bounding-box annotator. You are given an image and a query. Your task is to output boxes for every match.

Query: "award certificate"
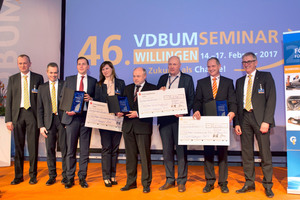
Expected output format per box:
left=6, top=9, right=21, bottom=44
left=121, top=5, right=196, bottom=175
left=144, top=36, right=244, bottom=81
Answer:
left=178, top=116, right=230, bottom=146
left=85, top=101, right=123, bottom=132
left=138, top=88, right=188, bottom=118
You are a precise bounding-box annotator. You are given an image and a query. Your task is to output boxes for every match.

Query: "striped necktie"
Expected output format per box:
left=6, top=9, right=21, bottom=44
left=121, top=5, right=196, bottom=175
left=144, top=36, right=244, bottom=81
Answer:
left=212, top=77, right=217, bottom=99
left=245, top=75, right=253, bottom=111
left=51, top=82, right=57, bottom=114
left=23, top=75, right=30, bottom=109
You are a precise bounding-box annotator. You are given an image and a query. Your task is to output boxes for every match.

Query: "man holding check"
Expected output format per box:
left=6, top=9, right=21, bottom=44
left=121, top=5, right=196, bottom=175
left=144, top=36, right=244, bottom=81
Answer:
left=157, top=56, right=194, bottom=192
left=193, top=57, right=236, bottom=193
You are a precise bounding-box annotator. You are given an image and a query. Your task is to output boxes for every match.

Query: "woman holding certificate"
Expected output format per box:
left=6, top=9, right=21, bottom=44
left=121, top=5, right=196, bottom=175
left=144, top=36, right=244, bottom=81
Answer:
left=94, top=61, right=125, bottom=187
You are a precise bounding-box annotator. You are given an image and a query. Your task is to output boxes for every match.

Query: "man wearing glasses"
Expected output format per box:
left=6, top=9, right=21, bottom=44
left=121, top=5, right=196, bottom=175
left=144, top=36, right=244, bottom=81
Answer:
left=234, top=52, right=276, bottom=198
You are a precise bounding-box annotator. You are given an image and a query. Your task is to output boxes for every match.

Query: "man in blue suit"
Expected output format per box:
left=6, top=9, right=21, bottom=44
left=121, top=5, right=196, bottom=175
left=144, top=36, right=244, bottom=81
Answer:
left=61, top=57, right=97, bottom=189
left=157, top=56, right=194, bottom=192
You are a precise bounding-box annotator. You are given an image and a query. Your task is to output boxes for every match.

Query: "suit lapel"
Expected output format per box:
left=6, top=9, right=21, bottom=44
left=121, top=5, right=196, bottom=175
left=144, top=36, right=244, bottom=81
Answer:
left=178, top=72, right=184, bottom=88
left=206, top=76, right=213, bottom=98
left=252, top=71, right=260, bottom=96
left=16, top=73, right=21, bottom=104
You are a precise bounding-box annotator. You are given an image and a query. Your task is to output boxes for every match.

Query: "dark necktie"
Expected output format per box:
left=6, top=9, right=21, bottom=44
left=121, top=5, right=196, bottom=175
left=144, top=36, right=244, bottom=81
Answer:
left=134, top=85, right=141, bottom=102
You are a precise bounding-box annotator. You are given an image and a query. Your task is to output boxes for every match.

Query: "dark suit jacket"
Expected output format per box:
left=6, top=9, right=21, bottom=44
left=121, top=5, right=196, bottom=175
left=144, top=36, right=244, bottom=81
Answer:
left=122, top=81, right=157, bottom=134
left=193, top=76, right=237, bottom=116
left=60, top=75, right=97, bottom=125
left=37, top=80, right=64, bottom=129
left=234, top=70, right=276, bottom=127
left=5, top=71, right=44, bottom=123
left=157, top=72, right=195, bottom=125
left=94, top=78, right=125, bottom=103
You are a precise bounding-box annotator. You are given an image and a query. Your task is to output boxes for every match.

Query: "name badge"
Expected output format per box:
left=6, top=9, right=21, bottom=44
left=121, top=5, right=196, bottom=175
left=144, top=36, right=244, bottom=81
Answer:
left=32, top=85, right=38, bottom=93
left=258, top=84, right=264, bottom=94
left=115, top=88, right=121, bottom=95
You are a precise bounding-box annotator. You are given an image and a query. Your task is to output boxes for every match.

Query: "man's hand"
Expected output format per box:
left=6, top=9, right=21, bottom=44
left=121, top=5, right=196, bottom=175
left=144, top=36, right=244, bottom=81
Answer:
left=227, top=112, right=235, bottom=122
left=66, top=111, right=76, bottom=116
left=159, top=86, right=166, bottom=91
left=126, top=111, right=138, bottom=118
left=193, top=111, right=201, bottom=120
left=84, top=93, right=92, bottom=102
left=40, top=127, right=48, bottom=138
left=116, top=112, right=124, bottom=117
left=260, top=122, right=270, bottom=134
left=6, top=122, right=13, bottom=131
left=235, top=125, right=242, bottom=135
left=175, top=114, right=184, bottom=118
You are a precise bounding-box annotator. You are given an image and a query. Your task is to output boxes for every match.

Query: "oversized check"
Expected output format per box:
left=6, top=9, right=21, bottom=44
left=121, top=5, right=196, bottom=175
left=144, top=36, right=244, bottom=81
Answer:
left=138, top=88, right=188, bottom=118
left=85, top=101, right=123, bottom=132
left=178, top=116, right=230, bottom=146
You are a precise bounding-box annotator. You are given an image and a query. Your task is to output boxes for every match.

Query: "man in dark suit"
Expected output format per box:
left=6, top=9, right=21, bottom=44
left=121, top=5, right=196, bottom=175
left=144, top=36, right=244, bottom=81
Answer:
left=61, top=57, right=97, bottom=189
left=119, top=67, right=156, bottom=193
left=37, top=62, right=67, bottom=186
left=193, top=57, right=236, bottom=193
left=157, top=56, right=194, bottom=192
left=234, top=52, right=276, bottom=198
left=5, top=54, right=44, bottom=185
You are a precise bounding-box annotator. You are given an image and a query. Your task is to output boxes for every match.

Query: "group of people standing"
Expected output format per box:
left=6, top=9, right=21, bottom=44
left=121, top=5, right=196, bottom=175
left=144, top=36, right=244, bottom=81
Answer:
left=5, top=52, right=276, bottom=198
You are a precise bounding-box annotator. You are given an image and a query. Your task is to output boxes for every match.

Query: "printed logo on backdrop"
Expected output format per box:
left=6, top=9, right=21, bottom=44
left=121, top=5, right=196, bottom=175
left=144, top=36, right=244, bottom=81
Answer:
left=284, top=41, right=300, bottom=65
left=290, top=136, right=297, bottom=145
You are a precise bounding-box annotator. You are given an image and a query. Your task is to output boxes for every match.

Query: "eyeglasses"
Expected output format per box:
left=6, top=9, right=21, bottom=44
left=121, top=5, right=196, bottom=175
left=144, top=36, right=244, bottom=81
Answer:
left=242, top=60, right=256, bottom=65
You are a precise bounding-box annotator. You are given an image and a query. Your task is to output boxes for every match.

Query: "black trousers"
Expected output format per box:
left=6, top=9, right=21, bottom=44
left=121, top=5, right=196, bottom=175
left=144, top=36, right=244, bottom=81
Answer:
left=100, top=129, right=122, bottom=180
left=203, top=145, right=228, bottom=186
left=240, top=110, right=273, bottom=189
left=159, top=121, right=188, bottom=185
left=45, top=115, right=67, bottom=179
left=65, top=114, right=91, bottom=180
left=123, top=128, right=152, bottom=188
left=13, top=108, right=39, bottom=179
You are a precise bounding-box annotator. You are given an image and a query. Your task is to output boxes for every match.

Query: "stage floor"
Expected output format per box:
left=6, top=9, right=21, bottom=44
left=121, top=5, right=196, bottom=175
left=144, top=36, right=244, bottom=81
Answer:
left=0, top=161, right=298, bottom=200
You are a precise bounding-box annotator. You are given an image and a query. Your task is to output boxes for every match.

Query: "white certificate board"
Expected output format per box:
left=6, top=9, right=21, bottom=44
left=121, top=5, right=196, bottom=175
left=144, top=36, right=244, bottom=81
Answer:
left=85, top=101, right=123, bottom=132
left=138, top=88, right=188, bottom=118
left=178, top=116, right=230, bottom=146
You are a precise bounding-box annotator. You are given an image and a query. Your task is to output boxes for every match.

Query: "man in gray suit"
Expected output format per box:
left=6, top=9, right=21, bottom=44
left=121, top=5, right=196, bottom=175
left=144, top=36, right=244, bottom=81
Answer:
left=61, top=57, right=97, bottom=189
left=234, top=52, right=276, bottom=198
left=37, top=63, right=67, bottom=186
left=157, top=56, right=194, bottom=192
left=5, top=54, right=44, bottom=185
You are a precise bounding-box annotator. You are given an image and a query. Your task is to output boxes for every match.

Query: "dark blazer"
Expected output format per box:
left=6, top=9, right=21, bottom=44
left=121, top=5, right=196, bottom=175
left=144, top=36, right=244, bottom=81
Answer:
left=94, top=78, right=125, bottom=103
left=234, top=70, right=276, bottom=127
left=157, top=72, right=194, bottom=124
left=193, top=76, right=237, bottom=115
left=37, top=80, right=64, bottom=129
left=60, top=75, right=97, bottom=125
left=5, top=72, right=44, bottom=123
left=122, top=81, right=157, bottom=134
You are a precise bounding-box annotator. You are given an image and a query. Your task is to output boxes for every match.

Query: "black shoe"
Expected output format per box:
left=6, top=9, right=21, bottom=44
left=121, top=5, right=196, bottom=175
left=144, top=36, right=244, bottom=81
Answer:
left=203, top=184, right=214, bottom=193
left=265, top=188, right=274, bottom=198
left=104, top=179, right=112, bottom=187
left=220, top=185, right=229, bottom=193
left=236, top=185, right=255, bottom=193
left=79, top=178, right=88, bottom=188
left=46, top=178, right=56, bottom=186
left=61, top=177, right=68, bottom=185
left=120, top=183, right=137, bottom=191
left=11, top=178, right=24, bottom=185
left=65, top=180, right=74, bottom=189
left=29, top=177, right=37, bottom=185
left=111, top=178, right=118, bottom=185
left=178, top=184, right=186, bottom=192
left=159, top=182, right=175, bottom=190
left=143, top=187, right=150, bottom=193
